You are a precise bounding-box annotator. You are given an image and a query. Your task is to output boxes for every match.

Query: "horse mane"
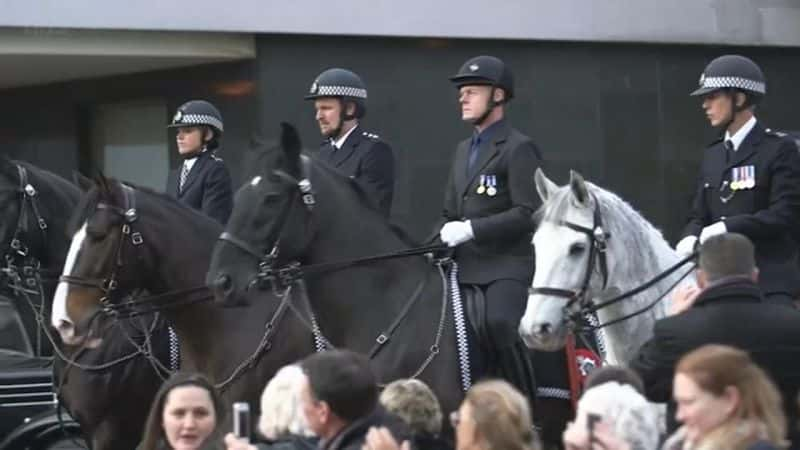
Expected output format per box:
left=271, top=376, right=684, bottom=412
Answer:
left=247, top=136, right=419, bottom=247
left=537, top=181, right=672, bottom=282
left=68, top=178, right=220, bottom=236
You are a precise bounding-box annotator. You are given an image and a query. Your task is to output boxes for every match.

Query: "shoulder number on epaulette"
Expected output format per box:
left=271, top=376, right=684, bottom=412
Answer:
left=362, top=131, right=380, bottom=140
left=764, top=128, right=788, bottom=138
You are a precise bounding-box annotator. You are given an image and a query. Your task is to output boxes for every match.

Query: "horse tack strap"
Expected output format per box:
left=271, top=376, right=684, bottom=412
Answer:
left=368, top=270, right=430, bottom=358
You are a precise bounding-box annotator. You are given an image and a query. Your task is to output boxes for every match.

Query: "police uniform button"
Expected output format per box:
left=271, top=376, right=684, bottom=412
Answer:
left=704, top=183, right=710, bottom=188
left=720, top=216, right=726, bottom=220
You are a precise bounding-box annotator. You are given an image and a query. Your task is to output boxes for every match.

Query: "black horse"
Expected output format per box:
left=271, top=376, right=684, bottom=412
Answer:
left=0, top=157, right=169, bottom=450
left=207, top=124, right=468, bottom=417
left=52, top=174, right=312, bottom=429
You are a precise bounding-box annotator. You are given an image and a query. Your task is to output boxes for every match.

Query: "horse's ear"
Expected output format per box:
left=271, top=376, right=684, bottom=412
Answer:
left=93, top=169, right=111, bottom=196
left=279, top=122, right=302, bottom=177
left=73, top=171, right=93, bottom=192
left=534, top=168, right=558, bottom=203
left=569, top=170, right=590, bottom=206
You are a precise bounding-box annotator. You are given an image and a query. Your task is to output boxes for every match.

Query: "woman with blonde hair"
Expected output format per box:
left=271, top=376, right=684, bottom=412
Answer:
left=365, top=379, right=539, bottom=450
left=663, top=344, right=787, bottom=450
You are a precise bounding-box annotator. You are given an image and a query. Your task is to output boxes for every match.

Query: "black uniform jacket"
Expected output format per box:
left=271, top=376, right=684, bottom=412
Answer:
left=166, top=150, right=233, bottom=225
left=317, top=125, right=395, bottom=217
left=441, top=120, right=543, bottom=285
left=682, top=123, right=800, bottom=296
left=630, top=277, right=800, bottom=431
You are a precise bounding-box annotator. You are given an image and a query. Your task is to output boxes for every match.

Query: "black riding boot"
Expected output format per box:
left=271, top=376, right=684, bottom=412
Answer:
left=490, top=340, right=538, bottom=405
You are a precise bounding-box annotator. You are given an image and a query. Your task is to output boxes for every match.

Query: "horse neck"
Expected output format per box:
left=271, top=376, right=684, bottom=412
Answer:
left=593, top=202, right=680, bottom=365
left=303, top=193, right=431, bottom=344
left=135, top=198, right=228, bottom=370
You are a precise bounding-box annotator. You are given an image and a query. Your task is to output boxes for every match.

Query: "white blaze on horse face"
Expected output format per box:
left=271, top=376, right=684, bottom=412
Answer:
left=52, top=223, right=87, bottom=333
left=520, top=222, right=586, bottom=350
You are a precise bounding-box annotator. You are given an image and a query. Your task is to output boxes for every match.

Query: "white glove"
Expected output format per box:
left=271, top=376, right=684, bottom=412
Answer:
left=675, top=235, right=698, bottom=257
left=699, top=221, right=727, bottom=244
left=440, top=221, right=475, bottom=247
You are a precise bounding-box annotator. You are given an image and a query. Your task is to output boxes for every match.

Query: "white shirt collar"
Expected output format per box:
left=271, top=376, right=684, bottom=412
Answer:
left=331, top=124, right=358, bottom=150
left=724, top=116, right=757, bottom=152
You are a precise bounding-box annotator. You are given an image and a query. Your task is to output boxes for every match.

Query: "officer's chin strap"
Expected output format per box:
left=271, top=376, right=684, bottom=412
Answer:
left=330, top=98, right=357, bottom=141
left=472, top=86, right=502, bottom=128
left=721, top=89, right=748, bottom=136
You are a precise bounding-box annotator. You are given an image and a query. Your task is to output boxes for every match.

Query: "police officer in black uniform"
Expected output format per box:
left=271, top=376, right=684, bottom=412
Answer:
left=166, top=100, right=234, bottom=225
left=305, top=68, right=395, bottom=217
left=675, top=55, right=800, bottom=304
left=439, top=55, right=543, bottom=394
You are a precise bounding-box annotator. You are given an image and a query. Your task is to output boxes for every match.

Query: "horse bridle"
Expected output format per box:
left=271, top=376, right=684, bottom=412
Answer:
left=217, top=159, right=317, bottom=291
left=530, top=195, right=611, bottom=311
left=2, top=165, right=50, bottom=292
left=59, top=184, right=144, bottom=306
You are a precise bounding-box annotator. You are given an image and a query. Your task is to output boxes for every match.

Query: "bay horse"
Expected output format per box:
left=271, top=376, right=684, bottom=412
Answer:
left=520, top=169, right=694, bottom=364
left=206, top=123, right=507, bottom=429
left=0, top=157, right=170, bottom=450
left=51, top=173, right=313, bottom=431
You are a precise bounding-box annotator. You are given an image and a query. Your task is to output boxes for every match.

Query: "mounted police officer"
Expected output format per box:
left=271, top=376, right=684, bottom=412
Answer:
left=675, top=55, right=800, bottom=304
left=439, top=55, right=543, bottom=395
left=166, top=100, right=234, bottom=225
left=305, top=68, right=395, bottom=217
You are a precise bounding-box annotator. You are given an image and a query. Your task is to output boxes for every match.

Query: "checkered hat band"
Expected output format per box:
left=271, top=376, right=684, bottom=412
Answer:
left=316, top=85, right=367, bottom=99
left=702, top=76, right=766, bottom=94
left=176, top=114, right=224, bottom=131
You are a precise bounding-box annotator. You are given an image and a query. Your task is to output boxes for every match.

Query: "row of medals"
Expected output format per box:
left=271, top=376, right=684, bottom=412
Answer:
left=476, top=175, right=498, bottom=197
left=730, top=166, right=755, bottom=191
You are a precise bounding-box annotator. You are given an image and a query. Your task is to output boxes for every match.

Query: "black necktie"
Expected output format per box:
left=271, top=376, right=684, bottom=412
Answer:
left=724, top=140, right=734, bottom=163
left=467, top=136, right=481, bottom=175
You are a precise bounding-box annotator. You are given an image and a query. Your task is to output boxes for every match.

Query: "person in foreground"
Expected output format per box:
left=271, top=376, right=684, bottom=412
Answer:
left=562, top=381, right=660, bottom=450
left=365, top=379, right=539, bottom=450
left=662, top=344, right=787, bottom=450
left=141, top=371, right=225, bottom=450
left=630, top=233, right=800, bottom=439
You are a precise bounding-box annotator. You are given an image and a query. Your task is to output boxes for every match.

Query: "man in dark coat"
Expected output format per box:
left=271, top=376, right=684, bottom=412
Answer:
left=166, top=99, right=234, bottom=225
left=631, top=233, right=800, bottom=439
left=305, top=68, right=395, bottom=217
left=438, top=55, right=543, bottom=397
left=296, top=350, right=410, bottom=450
left=675, top=55, right=800, bottom=304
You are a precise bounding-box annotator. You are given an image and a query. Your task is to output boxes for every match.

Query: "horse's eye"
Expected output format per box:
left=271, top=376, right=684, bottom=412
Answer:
left=568, top=243, right=586, bottom=256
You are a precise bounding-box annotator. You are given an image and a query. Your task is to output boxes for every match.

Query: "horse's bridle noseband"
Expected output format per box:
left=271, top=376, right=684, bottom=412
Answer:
left=217, top=160, right=316, bottom=291
left=59, top=184, right=144, bottom=305
left=530, top=196, right=611, bottom=311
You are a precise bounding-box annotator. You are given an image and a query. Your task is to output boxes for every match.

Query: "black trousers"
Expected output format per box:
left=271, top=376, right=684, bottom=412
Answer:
left=482, top=279, right=529, bottom=350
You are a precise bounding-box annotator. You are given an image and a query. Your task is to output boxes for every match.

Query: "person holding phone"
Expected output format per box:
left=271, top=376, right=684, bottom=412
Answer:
left=140, top=371, right=225, bottom=450
left=561, top=381, right=659, bottom=450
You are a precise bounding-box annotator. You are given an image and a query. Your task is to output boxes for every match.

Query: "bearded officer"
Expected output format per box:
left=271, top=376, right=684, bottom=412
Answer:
left=305, top=68, right=395, bottom=217
left=166, top=100, right=234, bottom=225
left=439, top=55, right=543, bottom=394
left=675, top=55, right=800, bottom=305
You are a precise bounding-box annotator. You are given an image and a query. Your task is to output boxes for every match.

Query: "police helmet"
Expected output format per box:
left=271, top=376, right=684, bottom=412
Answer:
left=450, top=55, right=514, bottom=101
left=690, top=55, right=766, bottom=100
left=168, top=100, right=224, bottom=137
left=305, top=68, right=368, bottom=119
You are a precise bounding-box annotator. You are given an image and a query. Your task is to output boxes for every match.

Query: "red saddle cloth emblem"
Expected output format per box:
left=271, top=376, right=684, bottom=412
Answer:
left=575, top=349, right=602, bottom=381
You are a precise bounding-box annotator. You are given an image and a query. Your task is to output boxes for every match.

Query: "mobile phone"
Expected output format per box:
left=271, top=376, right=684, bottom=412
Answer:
left=586, top=413, right=602, bottom=448
left=233, top=402, right=251, bottom=442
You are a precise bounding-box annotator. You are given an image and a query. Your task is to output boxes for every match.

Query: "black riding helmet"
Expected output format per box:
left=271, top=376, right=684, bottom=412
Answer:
left=305, top=68, right=368, bottom=120
left=450, top=55, right=514, bottom=125
left=168, top=100, right=224, bottom=150
left=690, top=54, right=766, bottom=109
